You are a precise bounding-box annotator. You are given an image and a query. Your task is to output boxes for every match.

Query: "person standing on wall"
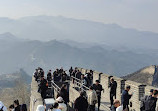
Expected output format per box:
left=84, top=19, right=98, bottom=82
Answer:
left=93, top=80, right=104, bottom=111
left=59, top=84, right=69, bottom=105
left=47, top=70, right=52, bottom=82
left=121, top=86, right=132, bottom=111
left=69, top=66, right=73, bottom=77
left=140, top=89, right=154, bottom=111
left=141, top=90, right=158, bottom=111
left=40, top=76, right=48, bottom=99
left=14, top=100, right=21, bottom=111
left=74, top=92, right=88, bottom=111
left=109, top=78, right=117, bottom=107
left=87, top=86, right=98, bottom=111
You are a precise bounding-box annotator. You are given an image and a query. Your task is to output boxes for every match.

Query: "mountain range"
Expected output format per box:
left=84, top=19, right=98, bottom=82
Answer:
left=0, top=32, right=158, bottom=77
left=0, top=15, right=158, bottom=77
left=0, top=15, right=158, bottom=50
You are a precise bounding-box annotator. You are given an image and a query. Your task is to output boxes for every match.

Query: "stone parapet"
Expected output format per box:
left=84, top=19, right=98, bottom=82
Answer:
left=30, top=77, right=43, bottom=111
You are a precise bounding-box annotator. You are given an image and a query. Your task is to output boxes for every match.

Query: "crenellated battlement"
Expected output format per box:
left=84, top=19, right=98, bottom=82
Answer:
left=78, top=67, right=158, bottom=111
left=30, top=67, right=158, bottom=111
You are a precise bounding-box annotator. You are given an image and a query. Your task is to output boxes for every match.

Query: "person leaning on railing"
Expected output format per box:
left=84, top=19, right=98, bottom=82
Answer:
left=81, top=74, right=88, bottom=90
left=59, top=84, right=69, bottom=105
left=87, top=86, right=98, bottom=111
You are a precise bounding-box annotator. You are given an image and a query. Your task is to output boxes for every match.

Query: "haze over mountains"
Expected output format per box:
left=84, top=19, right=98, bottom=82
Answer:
left=0, top=15, right=158, bottom=49
left=0, top=15, right=158, bottom=76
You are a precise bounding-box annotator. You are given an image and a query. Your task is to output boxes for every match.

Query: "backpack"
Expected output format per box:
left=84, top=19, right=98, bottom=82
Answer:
left=0, top=106, right=4, bottom=111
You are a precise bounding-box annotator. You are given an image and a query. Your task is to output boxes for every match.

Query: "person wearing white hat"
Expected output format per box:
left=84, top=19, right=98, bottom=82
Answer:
left=0, top=101, right=8, bottom=111
left=36, top=105, right=45, bottom=111
left=56, top=97, right=67, bottom=111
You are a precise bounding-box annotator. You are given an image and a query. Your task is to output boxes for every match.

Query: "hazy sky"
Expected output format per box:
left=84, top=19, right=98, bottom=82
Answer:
left=0, top=0, right=158, bottom=33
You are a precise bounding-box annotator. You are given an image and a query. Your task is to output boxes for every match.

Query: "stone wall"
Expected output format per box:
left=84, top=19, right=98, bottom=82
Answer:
left=100, top=73, right=110, bottom=102
left=69, top=82, right=80, bottom=108
left=30, top=77, right=43, bottom=111
left=30, top=67, right=158, bottom=111
left=77, top=67, right=158, bottom=111
left=112, top=76, right=125, bottom=102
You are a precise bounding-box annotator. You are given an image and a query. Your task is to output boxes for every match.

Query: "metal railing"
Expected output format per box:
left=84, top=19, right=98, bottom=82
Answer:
left=71, top=76, right=89, bottom=91
left=70, top=76, right=110, bottom=110
left=51, top=81, right=61, bottom=93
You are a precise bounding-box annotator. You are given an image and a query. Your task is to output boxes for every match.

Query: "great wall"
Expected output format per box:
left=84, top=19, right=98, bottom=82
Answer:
left=30, top=66, right=158, bottom=111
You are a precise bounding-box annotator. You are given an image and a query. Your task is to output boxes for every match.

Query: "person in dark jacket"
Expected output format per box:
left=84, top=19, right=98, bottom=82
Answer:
left=14, top=100, right=21, bottom=111
left=34, top=69, right=38, bottom=81
left=74, top=92, right=88, bottom=111
left=143, top=90, right=158, bottom=111
left=76, top=71, right=82, bottom=80
left=69, top=67, right=73, bottom=77
left=40, top=69, right=44, bottom=78
left=140, top=89, right=154, bottom=111
left=40, top=76, right=48, bottom=99
left=93, top=80, right=104, bottom=111
left=89, top=70, right=93, bottom=86
left=59, top=67, right=64, bottom=74
left=53, top=69, right=61, bottom=82
left=61, top=71, right=67, bottom=82
left=47, top=70, right=52, bottom=81
left=9, top=104, right=14, bottom=111
left=59, top=84, right=69, bottom=104
left=109, top=78, right=117, bottom=107
left=121, top=86, right=132, bottom=111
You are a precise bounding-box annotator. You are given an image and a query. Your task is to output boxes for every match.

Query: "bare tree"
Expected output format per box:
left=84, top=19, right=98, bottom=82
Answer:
left=13, top=78, right=31, bottom=106
left=0, top=77, right=30, bottom=109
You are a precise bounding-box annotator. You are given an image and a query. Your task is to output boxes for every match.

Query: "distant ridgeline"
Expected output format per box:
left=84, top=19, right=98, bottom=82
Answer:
left=30, top=66, right=158, bottom=111
left=0, top=69, right=31, bottom=88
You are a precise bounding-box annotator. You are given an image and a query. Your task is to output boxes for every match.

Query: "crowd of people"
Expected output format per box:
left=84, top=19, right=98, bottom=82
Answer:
left=34, top=67, right=69, bottom=111
left=34, top=67, right=69, bottom=100
left=0, top=100, right=27, bottom=111
left=0, top=66, right=157, bottom=111
left=74, top=80, right=104, bottom=111
left=33, top=67, right=158, bottom=111
left=70, top=67, right=93, bottom=88
left=73, top=78, right=116, bottom=111
left=34, top=67, right=68, bottom=83
left=110, top=86, right=158, bottom=111
left=33, top=67, right=105, bottom=111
